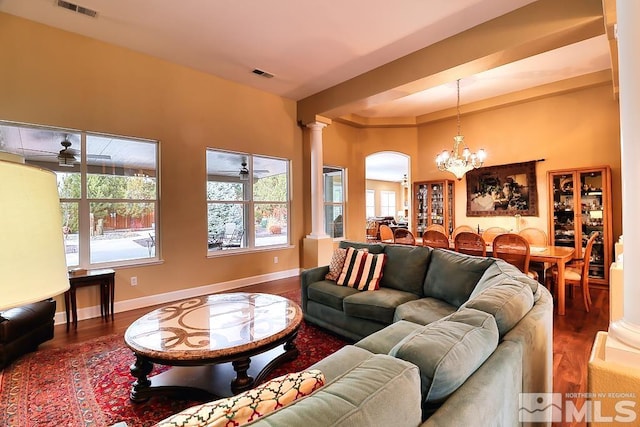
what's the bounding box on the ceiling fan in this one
[57,139,76,167]
[28,136,111,167]
[218,160,269,180]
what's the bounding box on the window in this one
[366,190,375,218]
[323,167,344,239]
[0,121,159,268]
[380,190,396,217]
[206,149,290,252]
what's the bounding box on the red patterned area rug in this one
[0,290,348,427]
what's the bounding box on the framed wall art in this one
[466,160,538,216]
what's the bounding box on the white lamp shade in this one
[0,160,70,311]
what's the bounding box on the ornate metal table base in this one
[124,293,302,403]
[129,335,299,402]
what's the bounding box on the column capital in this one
[306,121,328,131]
[301,115,332,129]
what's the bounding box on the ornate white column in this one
[307,121,329,238]
[302,118,333,268]
[606,0,640,363]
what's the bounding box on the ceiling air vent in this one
[56,0,98,18]
[252,69,274,79]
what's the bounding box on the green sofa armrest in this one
[301,266,330,312]
[246,349,423,427]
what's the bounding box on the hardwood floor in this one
[41,277,302,350]
[41,276,609,426]
[553,287,609,427]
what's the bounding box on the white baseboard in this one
[54,268,301,326]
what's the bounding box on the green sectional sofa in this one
[248,241,553,426]
[157,241,552,427]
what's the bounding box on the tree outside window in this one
[206,150,290,251]
[0,121,159,268]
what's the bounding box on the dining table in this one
[414,237,576,315]
[527,245,575,315]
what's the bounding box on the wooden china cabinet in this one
[547,166,613,286]
[414,180,455,236]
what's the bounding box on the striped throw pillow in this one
[336,247,386,290]
[325,247,369,281]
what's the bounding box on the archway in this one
[365,151,411,233]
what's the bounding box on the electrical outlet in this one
[273,256,279,264]
[130,276,138,286]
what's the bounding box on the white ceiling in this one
[0,0,614,180]
[366,152,409,183]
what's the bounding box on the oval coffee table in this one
[124,292,302,402]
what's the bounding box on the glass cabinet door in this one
[446,181,455,236]
[429,182,444,226]
[551,172,577,248]
[548,166,612,286]
[415,183,428,234]
[414,180,455,237]
[579,170,605,280]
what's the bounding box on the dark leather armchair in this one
[0,299,56,368]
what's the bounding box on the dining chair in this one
[482,226,508,244]
[366,220,379,242]
[426,224,447,237]
[519,227,551,282]
[492,233,538,281]
[393,228,416,245]
[551,231,599,312]
[454,232,487,256]
[422,230,449,249]
[518,227,548,246]
[451,225,475,240]
[379,224,394,243]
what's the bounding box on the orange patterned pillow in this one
[325,248,347,280]
[155,370,325,427]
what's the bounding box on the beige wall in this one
[415,84,621,240]
[1,12,622,312]
[353,127,418,239]
[0,13,303,310]
[321,85,620,245]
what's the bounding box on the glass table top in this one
[124,292,302,361]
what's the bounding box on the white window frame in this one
[379,190,396,217]
[2,121,161,269]
[366,190,376,218]
[323,166,345,239]
[206,149,291,254]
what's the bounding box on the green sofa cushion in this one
[309,345,375,380]
[393,297,457,325]
[470,259,539,299]
[423,249,495,307]
[462,278,534,337]
[253,349,422,427]
[389,308,499,404]
[307,280,359,311]
[379,245,432,295]
[354,320,424,355]
[343,288,418,324]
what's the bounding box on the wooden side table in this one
[65,268,116,330]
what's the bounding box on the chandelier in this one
[435,79,486,180]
